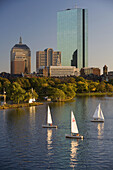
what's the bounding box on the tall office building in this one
[57,7,88,69]
[36,48,61,71]
[10,37,31,74]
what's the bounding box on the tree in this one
[106,83,113,92]
[16,77,31,90]
[0,82,2,93]
[24,88,38,103]
[3,79,11,92]
[77,81,88,93]
[75,77,85,82]
[96,82,106,92]
[10,82,25,104]
[88,82,99,92]
[51,88,65,101]
[66,83,76,98]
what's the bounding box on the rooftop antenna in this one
[19,36,22,44]
[75,1,77,8]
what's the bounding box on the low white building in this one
[49,66,80,77]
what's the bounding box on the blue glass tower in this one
[57,8,88,69]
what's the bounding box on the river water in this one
[0,96,113,169]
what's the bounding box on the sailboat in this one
[42,106,57,128]
[91,103,104,122]
[65,111,83,139]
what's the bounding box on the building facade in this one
[10,37,31,74]
[36,48,61,72]
[103,65,108,76]
[49,66,80,77]
[80,67,100,76]
[57,8,88,69]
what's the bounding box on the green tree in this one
[106,83,113,92]
[77,81,88,92]
[51,88,65,101]
[24,88,38,102]
[88,81,99,92]
[96,82,106,92]
[66,83,76,98]
[0,82,2,93]
[108,79,113,85]
[47,79,55,87]
[75,77,85,82]
[3,79,11,92]
[10,82,25,104]
[16,78,31,90]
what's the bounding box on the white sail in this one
[71,111,79,134]
[47,106,52,124]
[100,108,104,120]
[93,104,100,119]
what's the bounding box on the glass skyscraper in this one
[57,8,88,69]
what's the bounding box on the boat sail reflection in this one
[29,106,36,125]
[70,140,78,168]
[47,129,53,155]
[97,123,104,139]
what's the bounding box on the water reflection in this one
[70,140,78,168]
[47,129,53,155]
[97,123,104,139]
[29,106,36,124]
[3,109,6,121]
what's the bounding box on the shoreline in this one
[0,92,113,110]
[76,92,113,96]
[0,102,43,110]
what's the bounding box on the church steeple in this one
[19,37,22,44]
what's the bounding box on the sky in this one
[0,0,113,73]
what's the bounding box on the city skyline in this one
[0,0,113,73]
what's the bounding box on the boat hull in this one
[65,134,83,139]
[91,119,104,122]
[42,125,57,128]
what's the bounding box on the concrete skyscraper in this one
[10,37,31,74]
[36,48,61,71]
[57,7,88,69]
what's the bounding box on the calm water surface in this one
[0,96,113,169]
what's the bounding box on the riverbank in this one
[76,92,113,96]
[0,102,43,110]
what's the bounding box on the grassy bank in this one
[0,102,43,110]
[76,92,113,97]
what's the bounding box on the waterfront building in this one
[57,7,88,69]
[10,37,31,74]
[80,67,100,76]
[49,66,80,77]
[36,48,61,72]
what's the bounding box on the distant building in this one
[57,7,88,69]
[10,37,31,74]
[103,65,108,76]
[37,66,48,77]
[36,48,61,72]
[80,67,100,76]
[49,66,80,77]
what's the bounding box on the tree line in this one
[0,76,113,103]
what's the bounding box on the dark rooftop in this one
[13,44,30,50]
